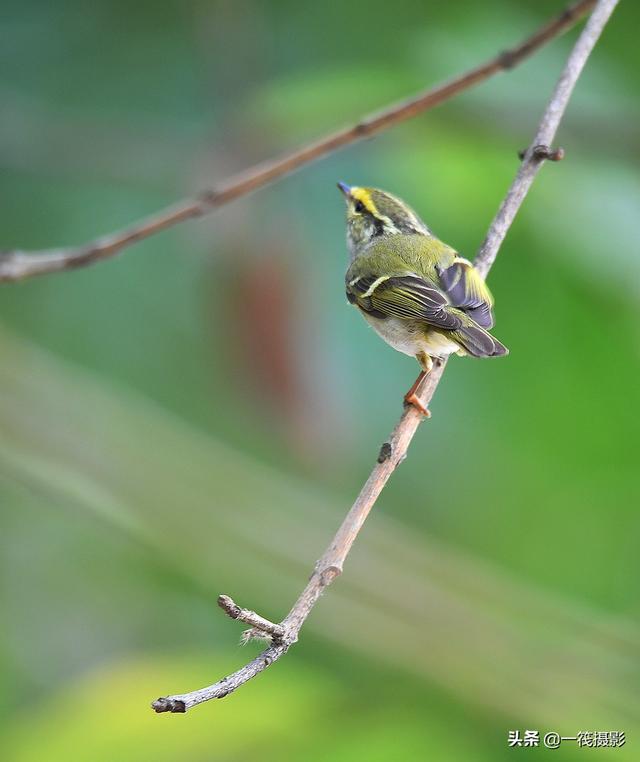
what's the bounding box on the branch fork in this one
[217,594,286,643]
[152,558,343,713]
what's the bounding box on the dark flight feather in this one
[437,260,495,329]
[348,274,462,330]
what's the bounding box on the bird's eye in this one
[354,200,365,213]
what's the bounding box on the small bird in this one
[339,183,508,416]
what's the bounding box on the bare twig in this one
[0,1,596,284]
[151,0,617,714]
[217,594,286,641]
[151,641,290,713]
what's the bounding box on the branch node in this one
[196,189,222,211]
[217,594,241,619]
[560,6,576,23]
[320,565,341,586]
[498,49,518,69]
[377,442,393,463]
[518,144,565,161]
[151,697,186,714]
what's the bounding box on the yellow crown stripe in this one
[350,187,380,217]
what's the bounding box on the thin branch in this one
[0,0,596,283]
[217,594,286,641]
[473,0,618,278]
[151,641,290,713]
[151,0,617,714]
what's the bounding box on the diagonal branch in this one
[151,0,618,713]
[0,0,596,283]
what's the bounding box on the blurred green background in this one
[1,0,639,759]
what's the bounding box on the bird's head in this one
[338,182,430,258]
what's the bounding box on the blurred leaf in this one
[3,653,337,762]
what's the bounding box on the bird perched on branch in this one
[339,183,508,416]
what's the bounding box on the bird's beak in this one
[337,181,351,197]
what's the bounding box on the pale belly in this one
[362,313,460,359]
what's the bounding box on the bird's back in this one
[359,234,458,284]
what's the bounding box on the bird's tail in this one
[450,314,508,358]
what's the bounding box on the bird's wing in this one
[435,256,495,329]
[346,271,462,330]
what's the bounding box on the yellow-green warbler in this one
[339,183,508,416]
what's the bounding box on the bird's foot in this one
[403,392,431,418]
[403,368,431,417]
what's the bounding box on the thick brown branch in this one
[151,0,617,714]
[1,0,595,283]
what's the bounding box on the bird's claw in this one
[403,393,431,417]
